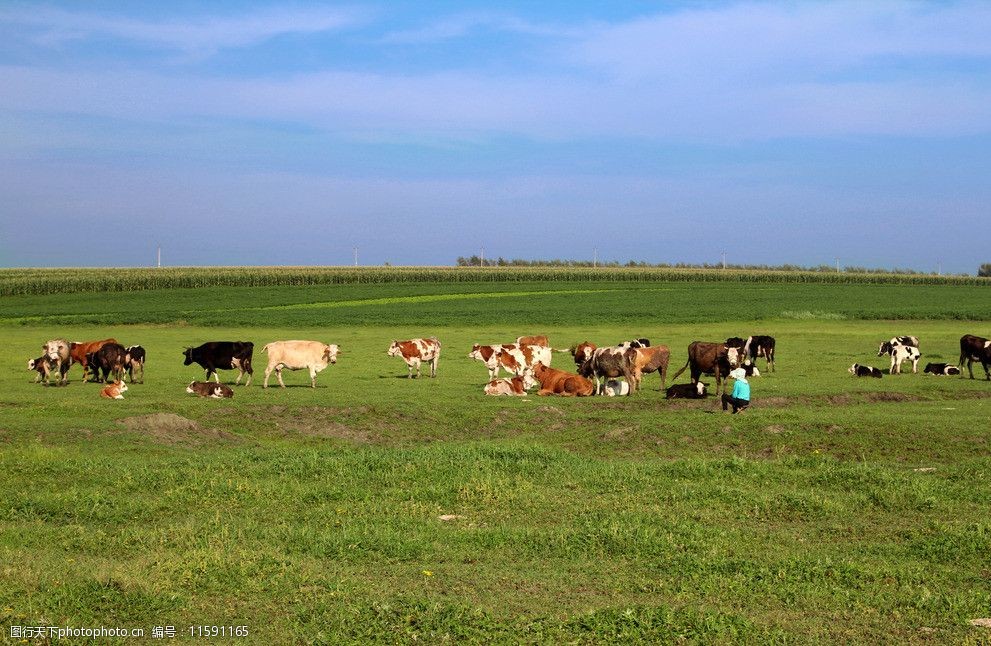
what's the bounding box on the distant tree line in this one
[980,263,991,277]
[456,256,979,276]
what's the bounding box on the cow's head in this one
[324,344,339,364]
[467,344,485,360]
[521,368,537,391]
[43,341,62,362]
[571,342,596,366]
[695,382,707,397]
[726,347,741,367]
[878,341,893,357]
[387,341,401,357]
[182,348,193,365]
[848,363,859,375]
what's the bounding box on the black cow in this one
[744,335,776,372]
[124,345,146,383]
[671,342,744,401]
[87,343,128,383]
[849,363,883,378]
[959,334,991,380]
[577,346,640,395]
[183,341,254,385]
[923,362,960,376]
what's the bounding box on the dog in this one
[99,380,128,399]
[923,362,961,376]
[186,381,235,399]
[849,363,883,378]
[666,382,709,399]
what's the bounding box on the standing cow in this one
[124,345,146,383]
[387,338,441,378]
[743,335,776,372]
[576,345,640,395]
[87,342,128,383]
[183,341,254,385]
[263,340,339,388]
[68,338,118,382]
[469,343,552,379]
[42,339,72,385]
[670,341,743,401]
[959,334,991,380]
[633,345,670,392]
[878,342,921,374]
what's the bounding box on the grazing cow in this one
[849,363,883,378]
[87,343,128,383]
[743,335,776,372]
[99,380,127,399]
[531,362,595,397]
[577,345,640,395]
[262,340,339,388]
[124,345,146,383]
[28,356,53,383]
[878,343,921,374]
[183,341,254,385]
[387,338,441,378]
[959,334,991,380]
[670,342,743,400]
[603,379,630,397]
[516,335,549,347]
[186,381,234,398]
[666,381,708,399]
[483,373,536,396]
[42,339,72,385]
[68,338,118,382]
[633,345,671,392]
[469,343,552,379]
[923,362,961,376]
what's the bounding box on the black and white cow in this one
[958,334,991,380]
[183,341,254,385]
[923,362,961,376]
[878,342,921,374]
[743,335,776,372]
[849,363,883,378]
[124,345,146,383]
[665,381,708,399]
[576,345,640,395]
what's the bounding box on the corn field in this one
[0,266,987,297]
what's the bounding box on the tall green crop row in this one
[0,266,987,296]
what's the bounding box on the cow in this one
[849,363,883,378]
[516,335,549,347]
[28,356,53,383]
[68,338,118,382]
[633,345,670,392]
[124,345,146,383]
[885,335,920,349]
[618,338,650,349]
[576,345,640,395]
[603,379,630,397]
[183,341,254,385]
[725,337,746,349]
[483,373,536,396]
[670,342,743,400]
[743,335,776,372]
[740,361,760,378]
[469,343,552,379]
[99,380,128,399]
[923,362,961,376]
[666,381,708,399]
[186,381,234,398]
[387,338,441,378]
[878,342,921,374]
[531,362,595,397]
[42,339,72,385]
[86,343,128,383]
[262,340,339,388]
[959,334,991,380]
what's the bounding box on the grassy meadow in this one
[1,273,991,643]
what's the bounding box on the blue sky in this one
[1,2,989,272]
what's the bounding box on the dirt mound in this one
[117,413,240,446]
[863,392,919,402]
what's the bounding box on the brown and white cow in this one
[69,338,118,382]
[186,381,235,398]
[483,373,536,396]
[387,338,441,378]
[468,343,552,379]
[516,335,549,347]
[574,343,640,395]
[959,334,991,380]
[670,341,743,401]
[42,339,72,385]
[633,345,670,392]
[262,340,339,388]
[531,362,595,397]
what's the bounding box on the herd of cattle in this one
[28,331,991,402]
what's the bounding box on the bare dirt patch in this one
[117,413,240,446]
[764,425,786,434]
[863,392,920,403]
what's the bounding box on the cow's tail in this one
[262,343,272,353]
[670,359,691,382]
[551,347,571,353]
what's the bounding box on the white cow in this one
[883,344,922,374]
[262,341,339,388]
[42,339,71,385]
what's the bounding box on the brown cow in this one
[959,334,991,380]
[87,343,128,383]
[670,341,743,401]
[633,345,670,392]
[532,362,594,397]
[69,338,118,382]
[516,335,549,347]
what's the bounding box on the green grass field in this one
[2,276,991,643]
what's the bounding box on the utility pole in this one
[835,257,840,272]
[593,247,598,268]
[937,259,942,276]
[480,245,485,267]
[156,244,161,268]
[353,247,358,266]
[721,251,726,269]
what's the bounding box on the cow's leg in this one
[263,364,273,388]
[310,367,318,388]
[960,352,971,379]
[538,389,553,396]
[413,358,421,378]
[912,358,919,374]
[242,361,253,387]
[277,367,286,388]
[406,362,414,379]
[984,360,991,381]
[430,356,438,378]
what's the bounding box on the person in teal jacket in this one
[722,367,751,413]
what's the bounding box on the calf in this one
[183,341,254,385]
[87,343,128,383]
[42,339,72,385]
[124,345,146,383]
[483,373,535,396]
[670,342,743,400]
[28,356,54,383]
[849,363,883,378]
[879,343,921,374]
[532,362,595,397]
[577,345,640,395]
[666,382,708,399]
[923,362,960,376]
[959,334,991,380]
[387,338,441,378]
[603,379,630,397]
[99,380,128,399]
[186,381,234,398]
[743,335,776,372]
[263,340,339,388]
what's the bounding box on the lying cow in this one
[263,340,339,388]
[878,342,921,374]
[532,362,594,397]
[959,334,991,380]
[670,342,743,400]
[743,335,776,372]
[469,343,551,379]
[183,341,254,385]
[666,382,708,399]
[603,379,630,397]
[186,381,234,398]
[28,356,54,383]
[575,344,640,395]
[87,342,128,383]
[99,380,128,400]
[124,345,146,383]
[69,338,118,382]
[849,363,883,378]
[923,362,960,376]
[42,339,72,385]
[387,338,441,378]
[483,373,536,396]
